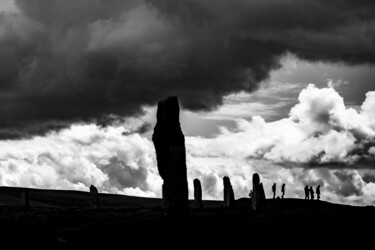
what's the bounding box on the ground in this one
[0,186,373,246]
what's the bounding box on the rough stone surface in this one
[152,96,189,217]
[223,176,235,208]
[194,179,203,209]
[90,185,100,209]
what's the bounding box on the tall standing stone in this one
[152,96,189,217]
[223,176,235,208]
[89,185,100,209]
[252,173,260,211]
[194,179,203,209]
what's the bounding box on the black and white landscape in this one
[0,0,375,245]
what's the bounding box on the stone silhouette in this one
[309,186,315,200]
[152,96,189,217]
[259,183,266,201]
[304,185,309,200]
[194,179,203,209]
[281,183,285,199]
[252,173,266,211]
[20,188,30,207]
[252,173,260,211]
[223,176,235,208]
[272,183,276,199]
[89,185,100,209]
[316,185,321,200]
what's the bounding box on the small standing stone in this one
[259,183,266,201]
[20,188,30,207]
[193,179,203,209]
[252,173,260,211]
[223,176,235,208]
[89,185,100,209]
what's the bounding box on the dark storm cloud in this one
[0,0,375,138]
[121,122,152,136]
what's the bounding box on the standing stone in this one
[251,173,267,211]
[259,183,266,201]
[252,173,260,211]
[194,179,203,209]
[223,176,235,208]
[20,189,30,207]
[152,96,189,217]
[89,185,100,209]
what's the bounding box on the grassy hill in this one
[0,186,222,208]
[0,186,374,246]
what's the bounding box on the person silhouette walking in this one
[272,183,276,199]
[304,185,309,200]
[309,186,314,200]
[281,183,285,199]
[316,185,321,200]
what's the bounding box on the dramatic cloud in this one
[0,122,254,200]
[1,85,375,205]
[185,85,375,204]
[0,0,374,137]
[189,84,375,167]
[0,124,162,197]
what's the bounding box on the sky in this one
[0,0,375,206]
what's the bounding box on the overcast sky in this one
[0,0,375,206]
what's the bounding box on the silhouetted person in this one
[272,183,276,199]
[304,185,309,200]
[309,186,314,200]
[281,183,285,199]
[316,185,321,200]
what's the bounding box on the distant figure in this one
[316,185,321,200]
[304,185,309,200]
[281,183,285,199]
[309,186,314,200]
[272,183,276,199]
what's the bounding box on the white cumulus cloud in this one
[1,84,375,205]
